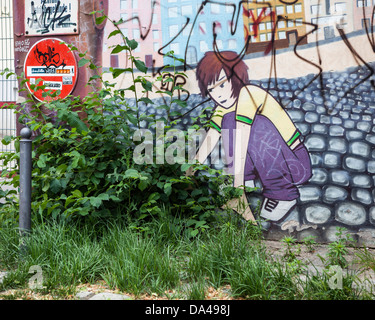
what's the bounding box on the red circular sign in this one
[24,38,78,102]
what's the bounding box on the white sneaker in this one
[260,198,296,222]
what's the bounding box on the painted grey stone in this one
[305,135,326,152]
[339,111,349,119]
[182,117,190,125]
[306,94,314,101]
[311,124,328,134]
[357,121,372,133]
[286,91,293,98]
[323,186,348,203]
[330,170,350,186]
[368,160,375,174]
[362,115,372,121]
[295,123,310,135]
[351,114,360,121]
[327,138,347,154]
[335,202,367,226]
[329,94,339,102]
[343,120,355,129]
[287,110,304,122]
[323,152,341,168]
[305,112,319,123]
[329,125,345,137]
[305,205,332,224]
[346,130,364,141]
[351,188,373,205]
[247,195,263,212]
[293,99,302,108]
[358,88,369,96]
[349,141,371,158]
[317,106,327,114]
[261,82,272,89]
[299,186,321,202]
[344,156,366,172]
[313,96,324,104]
[351,175,372,188]
[148,107,156,114]
[370,207,375,225]
[297,81,306,90]
[310,153,323,166]
[331,117,342,125]
[309,168,328,185]
[139,120,148,129]
[365,134,375,145]
[320,115,331,124]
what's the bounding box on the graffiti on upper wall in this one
[103,1,375,236]
[25,0,78,36]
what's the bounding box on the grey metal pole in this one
[19,126,32,235]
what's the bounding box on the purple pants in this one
[221,112,312,201]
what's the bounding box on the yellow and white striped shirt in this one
[210,85,300,148]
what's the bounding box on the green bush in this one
[0,12,242,237]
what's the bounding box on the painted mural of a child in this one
[192,51,312,226]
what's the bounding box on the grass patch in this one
[0,213,374,300]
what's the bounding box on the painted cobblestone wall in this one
[100,1,375,244]
[129,61,375,245]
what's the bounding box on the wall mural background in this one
[100,0,375,244]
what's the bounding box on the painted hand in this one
[184,165,197,191]
[185,166,196,177]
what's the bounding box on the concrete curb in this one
[75,291,132,300]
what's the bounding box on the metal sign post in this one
[19,126,32,235]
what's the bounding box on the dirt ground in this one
[264,239,375,288]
